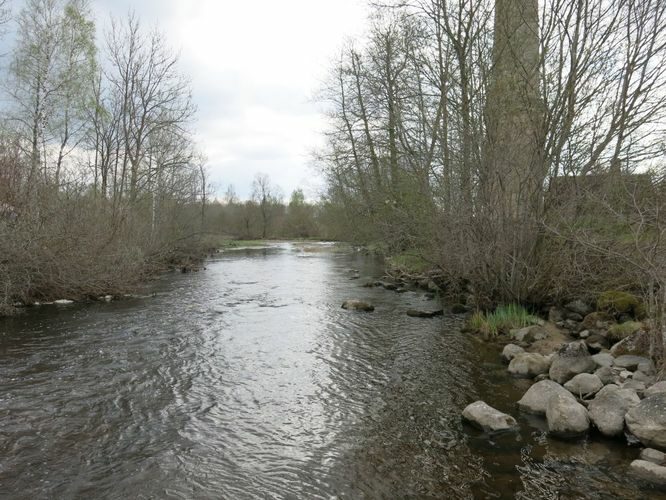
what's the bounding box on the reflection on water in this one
[0,242,662,499]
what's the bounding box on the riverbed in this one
[0,242,662,498]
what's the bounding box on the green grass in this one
[607,321,643,343]
[467,304,541,339]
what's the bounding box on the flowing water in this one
[0,242,663,499]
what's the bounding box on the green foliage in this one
[597,290,646,318]
[607,321,643,343]
[466,304,540,339]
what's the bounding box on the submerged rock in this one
[517,380,572,416]
[625,393,666,450]
[588,385,640,437]
[508,352,551,378]
[462,401,518,433]
[341,300,375,312]
[630,460,666,486]
[549,341,596,384]
[406,309,443,318]
[546,393,590,438]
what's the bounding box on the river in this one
[0,242,662,499]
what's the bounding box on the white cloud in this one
[94,0,369,199]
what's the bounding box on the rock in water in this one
[517,380,572,416]
[508,353,551,378]
[406,309,444,318]
[625,393,666,450]
[629,460,666,486]
[564,373,604,399]
[462,401,518,433]
[549,341,596,384]
[546,393,590,438]
[501,344,525,362]
[588,385,640,437]
[341,300,374,312]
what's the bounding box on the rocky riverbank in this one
[463,298,666,488]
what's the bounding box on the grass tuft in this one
[466,304,540,339]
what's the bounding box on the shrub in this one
[597,290,646,318]
[607,321,643,344]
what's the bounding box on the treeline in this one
[318,1,666,362]
[0,0,207,313]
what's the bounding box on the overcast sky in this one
[87,0,369,200]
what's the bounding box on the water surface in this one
[0,242,662,498]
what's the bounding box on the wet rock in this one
[625,393,666,450]
[502,344,525,362]
[645,381,666,398]
[462,401,518,433]
[614,355,651,371]
[341,300,375,312]
[546,393,590,438]
[564,373,604,399]
[629,460,666,486]
[517,380,573,416]
[592,352,615,368]
[588,385,640,437]
[406,309,443,318]
[640,448,666,465]
[565,299,592,317]
[54,299,74,305]
[375,281,398,291]
[450,303,468,314]
[508,352,551,378]
[549,341,596,384]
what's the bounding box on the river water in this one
[0,242,662,499]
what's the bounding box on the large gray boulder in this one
[549,341,596,384]
[594,366,619,385]
[645,381,666,398]
[501,344,525,362]
[588,385,640,437]
[462,401,518,433]
[640,448,666,465]
[546,393,590,438]
[508,352,551,378]
[614,355,651,371]
[591,352,615,368]
[625,393,666,450]
[517,380,572,416]
[564,373,604,399]
[565,300,592,316]
[629,460,666,486]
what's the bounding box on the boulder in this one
[585,334,610,353]
[614,355,651,371]
[564,373,604,399]
[517,380,573,415]
[341,300,375,312]
[640,448,666,465]
[508,352,552,378]
[610,330,651,357]
[588,385,640,437]
[632,371,654,385]
[621,380,647,397]
[565,299,592,316]
[501,344,525,362]
[546,393,590,438]
[595,366,619,385]
[549,341,596,384]
[581,311,615,332]
[566,312,584,322]
[510,325,549,343]
[592,352,615,368]
[645,381,666,398]
[406,309,443,318]
[462,401,518,433]
[629,460,666,486]
[625,393,666,450]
